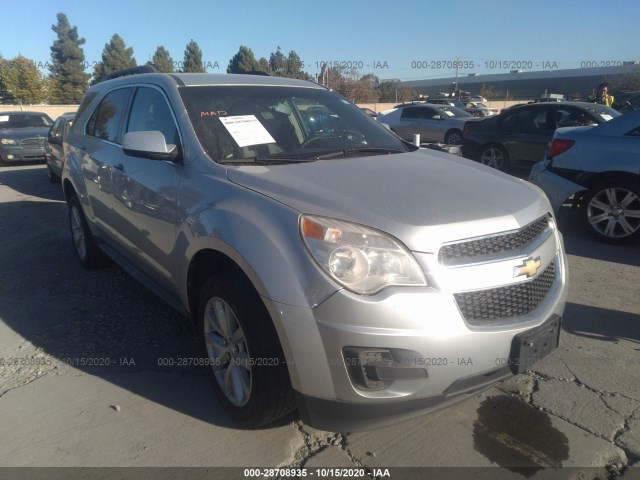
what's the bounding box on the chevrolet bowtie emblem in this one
[514,257,541,279]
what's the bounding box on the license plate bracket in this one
[509,315,561,374]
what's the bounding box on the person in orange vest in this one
[588,82,615,107]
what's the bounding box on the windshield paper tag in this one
[219,115,276,147]
[600,114,613,121]
[0,116,8,122]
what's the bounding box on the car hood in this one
[227,150,551,253]
[0,127,49,140]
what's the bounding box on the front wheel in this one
[198,272,295,427]
[478,145,509,171]
[580,178,640,244]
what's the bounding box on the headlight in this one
[300,215,427,294]
[1,138,17,145]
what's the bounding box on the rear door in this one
[507,106,553,163]
[80,87,134,238]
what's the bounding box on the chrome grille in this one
[454,261,556,322]
[439,216,549,264]
[20,137,45,147]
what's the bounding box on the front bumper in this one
[0,145,46,162]
[529,160,586,211]
[271,241,567,430]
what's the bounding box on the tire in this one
[478,145,509,171]
[198,272,295,427]
[580,177,640,244]
[444,129,463,145]
[47,166,60,183]
[67,194,109,269]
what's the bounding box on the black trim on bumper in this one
[295,365,512,432]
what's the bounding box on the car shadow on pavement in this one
[563,302,640,344]
[0,165,64,202]
[0,194,297,431]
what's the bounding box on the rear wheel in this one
[478,145,509,171]
[198,272,295,427]
[67,195,109,269]
[580,177,640,244]
[444,129,463,145]
[47,166,60,183]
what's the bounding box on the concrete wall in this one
[0,105,79,120]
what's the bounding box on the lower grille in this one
[454,261,556,322]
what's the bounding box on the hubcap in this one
[70,206,87,260]
[480,148,504,169]
[587,187,640,238]
[203,297,252,407]
[447,133,461,145]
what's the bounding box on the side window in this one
[126,87,180,146]
[421,108,440,120]
[554,108,578,128]
[514,108,548,131]
[88,88,132,144]
[400,107,420,120]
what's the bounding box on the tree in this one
[257,57,272,75]
[92,34,137,83]
[1,56,48,104]
[182,40,205,73]
[227,46,260,74]
[269,47,287,76]
[48,13,90,104]
[152,46,174,73]
[286,50,311,80]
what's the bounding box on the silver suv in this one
[62,70,568,431]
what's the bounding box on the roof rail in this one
[97,62,159,83]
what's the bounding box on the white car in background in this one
[529,110,640,244]
[378,104,478,145]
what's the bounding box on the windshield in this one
[180,85,412,163]
[434,105,472,118]
[0,114,53,129]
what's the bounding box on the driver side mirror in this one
[47,132,62,145]
[122,131,179,161]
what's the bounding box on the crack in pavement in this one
[272,422,382,480]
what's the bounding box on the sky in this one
[1,0,639,82]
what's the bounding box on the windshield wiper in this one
[219,155,316,165]
[303,147,407,160]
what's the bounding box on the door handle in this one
[113,163,124,171]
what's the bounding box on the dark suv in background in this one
[461,102,620,171]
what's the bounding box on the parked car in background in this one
[45,113,75,182]
[463,102,499,117]
[360,107,378,118]
[529,110,640,244]
[612,91,640,113]
[427,98,467,109]
[378,104,476,144]
[62,69,567,431]
[461,102,621,171]
[0,111,53,166]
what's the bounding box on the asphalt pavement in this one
[0,164,638,479]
